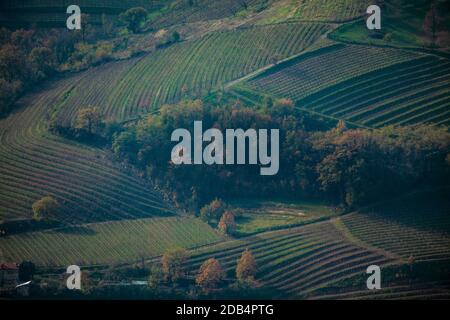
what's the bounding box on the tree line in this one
[0,7,181,117]
[104,97,450,213]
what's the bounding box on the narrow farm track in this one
[0,74,172,222]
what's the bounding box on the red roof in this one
[1,263,18,270]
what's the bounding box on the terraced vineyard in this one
[0,75,171,222]
[339,192,450,262]
[295,56,450,127]
[0,217,221,266]
[185,221,396,298]
[240,44,450,127]
[153,0,269,27]
[241,44,421,106]
[56,22,329,124]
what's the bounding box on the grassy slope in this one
[257,0,370,24]
[330,0,450,49]
[0,216,221,266]
[229,199,337,236]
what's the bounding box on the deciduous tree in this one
[31,196,59,221]
[75,107,102,134]
[218,211,236,235]
[196,258,225,292]
[161,248,188,282]
[200,199,226,222]
[236,249,257,283]
[120,7,148,33]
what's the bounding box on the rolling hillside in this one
[0,74,171,223]
[0,0,449,300]
[185,221,396,298]
[236,43,450,127]
[338,191,450,261]
[55,22,329,124]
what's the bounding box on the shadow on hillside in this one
[57,225,97,236]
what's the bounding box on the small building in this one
[0,263,19,289]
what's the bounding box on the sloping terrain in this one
[0,74,171,222]
[0,0,166,27]
[55,22,328,125]
[0,216,220,266]
[185,221,396,298]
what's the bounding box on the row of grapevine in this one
[297,56,450,127]
[338,191,450,261]
[56,22,329,125]
[184,221,396,298]
[309,280,450,300]
[245,43,421,105]
[0,74,171,222]
[339,212,450,262]
[0,217,221,266]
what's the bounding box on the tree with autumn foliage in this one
[236,249,257,284]
[200,198,226,223]
[161,248,188,282]
[74,107,102,134]
[196,258,225,292]
[31,196,59,221]
[218,211,236,235]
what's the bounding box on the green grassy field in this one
[0,216,221,266]
[258,0,370,24]
[230,199,337,236]
[330,0,450,49]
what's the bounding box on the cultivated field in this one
[55,22,329,125]
[185,221,396,298]
[0,0,165,26]
[260,0,370,24]
[0,75,171,222]
[242,44,421,101]
[338,192,450,261]
[238,43,450,127]
[0,216,220,266]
